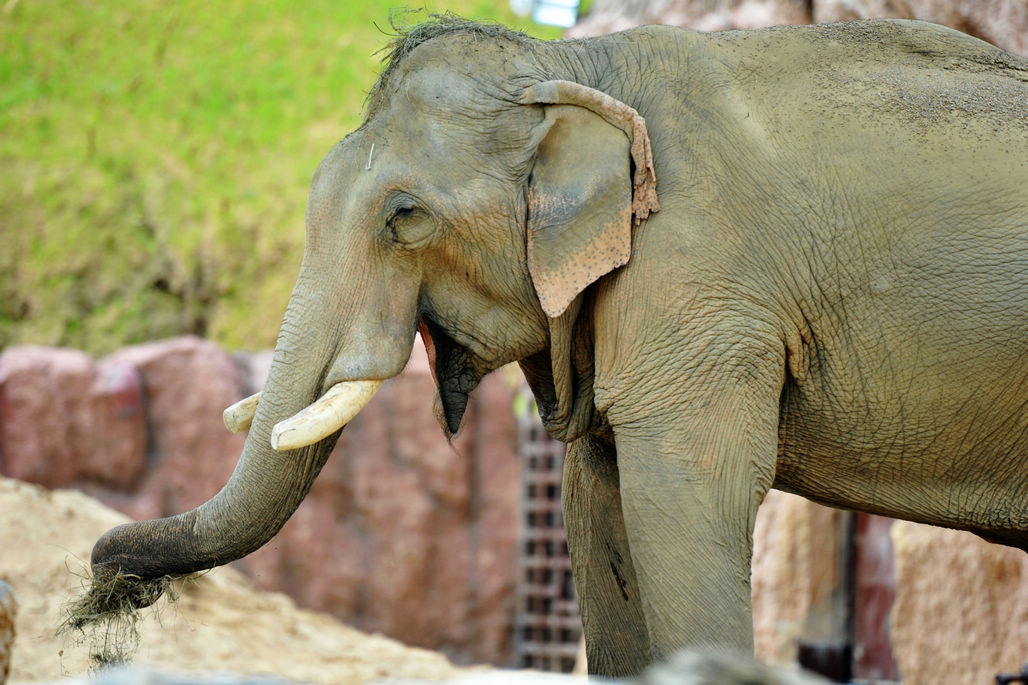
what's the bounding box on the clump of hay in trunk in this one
[60,566,181,668]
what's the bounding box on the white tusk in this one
[271,380,383,451]
[224,392,260,433]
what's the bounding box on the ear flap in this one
[526,105,632,318]
[521,81,659,318]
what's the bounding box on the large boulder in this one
[569,0,812,36]
[0,347,146,491]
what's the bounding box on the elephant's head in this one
[89,17,658,590]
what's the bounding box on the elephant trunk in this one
[90,282,384,584]
[89,133,417,594]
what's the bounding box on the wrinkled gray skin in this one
[92,18,1028,676]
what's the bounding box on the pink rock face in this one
[101,337,247,521]
[0,347,146,490]
[851,514,899,681]
[890,522,1028,684]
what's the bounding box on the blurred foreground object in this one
[381,649,829,684]
[642,650,829,685]
[47,667,293,685]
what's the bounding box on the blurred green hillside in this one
[0,1,562,354]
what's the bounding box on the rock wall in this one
[891,522,1028,685]
[0,336,520,667]
[570,0,1028,56]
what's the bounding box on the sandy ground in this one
[0,477,466,684]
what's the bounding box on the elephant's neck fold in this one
[519,297,603,443]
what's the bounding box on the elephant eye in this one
[386,204,433,247]
[389,206,416,224]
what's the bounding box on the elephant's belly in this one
[773,375,1028,549]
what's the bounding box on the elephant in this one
[90,15,1028,677]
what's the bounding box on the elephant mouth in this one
[417,314,484,436]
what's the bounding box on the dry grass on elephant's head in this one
[59,565,186,668]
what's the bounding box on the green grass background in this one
[0,1,563,354]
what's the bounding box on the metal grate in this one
[513,388,582,672]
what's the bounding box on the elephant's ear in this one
[520,80,660,318]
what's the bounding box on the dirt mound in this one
[0,477,464,683]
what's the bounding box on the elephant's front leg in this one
[611,376,780,658]
[562,433,651,676]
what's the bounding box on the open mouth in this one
[417,315,442,388]
[416,313,482,436]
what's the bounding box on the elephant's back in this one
[708,18,1028,141]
